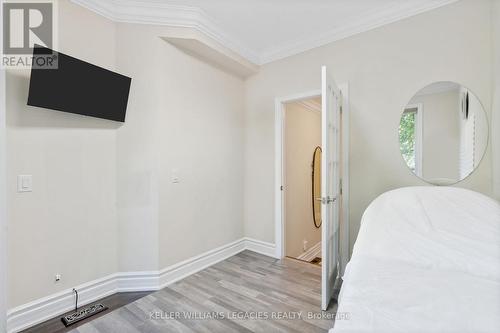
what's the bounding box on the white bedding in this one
[331,187,500,333]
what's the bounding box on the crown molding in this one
[70,0,261,64]
[162,37,259,78]
[258,0,460,63]
[72,0,459,66]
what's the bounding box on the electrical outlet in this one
[171,169,180,183]
[17,175,32,192]
[55,274,62,282]
[303,240,308,251]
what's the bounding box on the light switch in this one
[17,175,32,192]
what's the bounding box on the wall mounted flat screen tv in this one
[28,45,132,122]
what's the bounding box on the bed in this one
[331,186,500,333]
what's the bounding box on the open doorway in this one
[283,97,323,266]
[274,78,349,310]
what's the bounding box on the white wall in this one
[243,0,493,252]
[410,90,461,181]
[0,1,7,330]
[284,102,321,258]
[0,74,6,333]
[158,39,245,268]
[114,23,246,272]
[493,0,500,200]
[115,23,162,272]
[6,1,118,308]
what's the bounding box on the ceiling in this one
[72,0,459,65]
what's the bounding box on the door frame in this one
[274,84,350,273]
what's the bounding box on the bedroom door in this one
[321,66,341,310]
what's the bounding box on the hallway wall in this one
[284,101,322,258]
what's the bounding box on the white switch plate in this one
[17,175,32,192]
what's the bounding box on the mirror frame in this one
[311,146,322,228]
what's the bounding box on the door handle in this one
[317,196,336,204]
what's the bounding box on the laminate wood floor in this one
[70,251,337,333]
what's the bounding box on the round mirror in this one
[312,146,322,228]
[399,82,488,185]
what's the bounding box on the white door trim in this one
[274,90,321,259]
[274,86,350,266]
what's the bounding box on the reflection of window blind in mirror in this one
[460,113,476,179]
[401,82,488,185]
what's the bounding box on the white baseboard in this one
[158,238,248,289]
[244,237,278,258]
[6,237,275,333]
[6,274,119,333]
[297,241,321,262]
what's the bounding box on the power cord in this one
[73,288,78,311]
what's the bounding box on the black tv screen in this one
[28,46,131,122]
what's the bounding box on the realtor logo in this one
[2,0,57,69]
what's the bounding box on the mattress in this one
[331,187,500,333]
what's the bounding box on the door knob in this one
[317,197,336,204]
